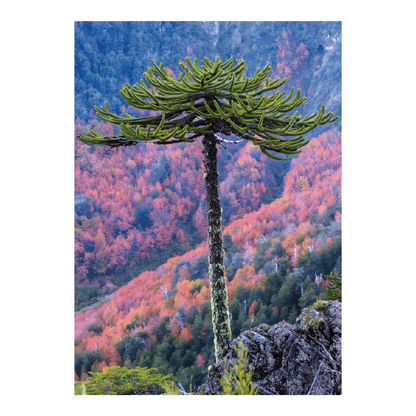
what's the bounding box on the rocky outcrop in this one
[198,300,341,395]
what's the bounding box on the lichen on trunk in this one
[202,133,232,362]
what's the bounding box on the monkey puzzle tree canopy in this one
[78,56,337,159]
[77,56,338,362]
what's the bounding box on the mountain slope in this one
[74,21,341,294]
[75,128,341,385]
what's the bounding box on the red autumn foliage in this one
[75,116,301,285]
[194,353,206,371]
[75,126,341,377]
[248,300,257,318]
[272,34,310,90]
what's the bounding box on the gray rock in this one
[198,300,341,395]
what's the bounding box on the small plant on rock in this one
[219,342,258,395]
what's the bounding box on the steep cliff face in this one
[305,23,342,123]
[198,300,342,395]
[75,21,342,139]
[162,21,343,136]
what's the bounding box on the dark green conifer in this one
[324,271,342,302]
[78,57,338,362]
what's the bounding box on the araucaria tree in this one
[78,57,338,362]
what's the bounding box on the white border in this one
[2,1,414,414]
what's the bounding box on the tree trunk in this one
[202,133,232,362]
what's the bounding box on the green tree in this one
[78,57,337,362]
[324,270,342,302]
[74,350,102,380]
[262,271,284,304]
[298,282,321,310]
[254,239,272,272]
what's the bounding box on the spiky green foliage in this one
[162,380,183,395]
[324,271,342,302]
[78,56,337,160]
[74,366,170,395]
[162,342,258,395]
[219,342,258,395]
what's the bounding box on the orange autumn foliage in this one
[75,128,341,378]
[248,300,257,318]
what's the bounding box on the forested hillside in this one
[75,21,341,123]
[75,118,294,294]
[75,129,341,389]
[75,21,341,302]
[74,21,341,390]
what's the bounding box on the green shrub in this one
[74,366,170,395]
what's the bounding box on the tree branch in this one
[154,139,188,145]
